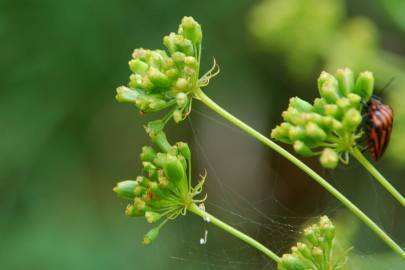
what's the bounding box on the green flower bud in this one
[134,186,146,196]
[148,98,167,111]
[140,76,154,91]
[289,97,313,112]
[319,116,334,129]
[153,153,167,168]
[163,33,178,54]
[288,126,305,141]
[113,180,137,200]
[145,211,162,224]
[136,176,150,188]
[304,226,319,246]
[162,57,175,70]
[177,142,191,160]
[177,38,194,56]
[129,59,149,75]
[171,51,186,63]
[354,71,374,101]
[148,67,171,88]
[147,50,166,67]
[163,154,185,183]
[175,78,189,92]
[313,98,326,114]
[179,16,202,44]
[184,56,198,68]
[140,146,157,162]
[158,174,169,188]
[143,226,160,245]
[134,197,146,211]
[150,131,172,153]
[128,74,142,89]
[143,161,157,178]
[323,104,340,118]
[271,123,293,144]
[296,242,312,260]
[342,108,362,132]
[312,247,324,265]
[125,204,143,217]
[318,72,340,103]
[183,66,196,77]
[132,48,147,59]
[319,216,335,244]
[335,68,354,96]
[282,107,300,123]
[336,97,351,112]
[148,181,159,191]
[173,109,183,123]
[298,112,323,126]
[319,148,339,169]
[116,86,141,104]
[305,123,327,142]
[347,93,361,109]
[176,92,188,107]
[331,119,343,132]
[293,141,314,157]
[165,68,178,79]
[278,254,307,270]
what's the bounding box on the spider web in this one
[148,106,401,270]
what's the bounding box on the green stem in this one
[188,203,281,263]
[351,148,405,207]
[194,88,405,259]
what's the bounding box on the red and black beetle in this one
[362,95,394,160]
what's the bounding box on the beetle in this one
[362,95,394,160]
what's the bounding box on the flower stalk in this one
[271,68,404,207]
[188,203,281,263]
[351,148,405,207]
[114,129,282,262]
[114,16,405,259]
[193,87,405,259]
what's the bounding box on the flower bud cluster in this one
[113,127,205,244]
[278,216,337,270]
[116,16,203,122]
[271,68,374,169]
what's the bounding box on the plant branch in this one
[194,87,405,259]
[351,148,405,207]
[188,203,281,263]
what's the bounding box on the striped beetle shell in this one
[363,95,394,160]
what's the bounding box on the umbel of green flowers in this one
[116,16,217,124]
[278,216,337,270]
[113,123,206,244]
[271,68,374,169]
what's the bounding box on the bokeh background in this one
[1,0,404,269]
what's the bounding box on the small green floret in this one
[115,16,217,125]
[272,68,374,169]
[113,132,206,244]
[278,216,340,270]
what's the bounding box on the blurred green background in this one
[1,0,404,269]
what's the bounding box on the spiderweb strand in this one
[193,88,405,259]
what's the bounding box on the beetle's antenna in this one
[379,77,395,96]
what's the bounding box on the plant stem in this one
[194,88,405,259]
[351,148,405,207]
[188,203,281,263]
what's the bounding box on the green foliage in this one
[248,0,344,78]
